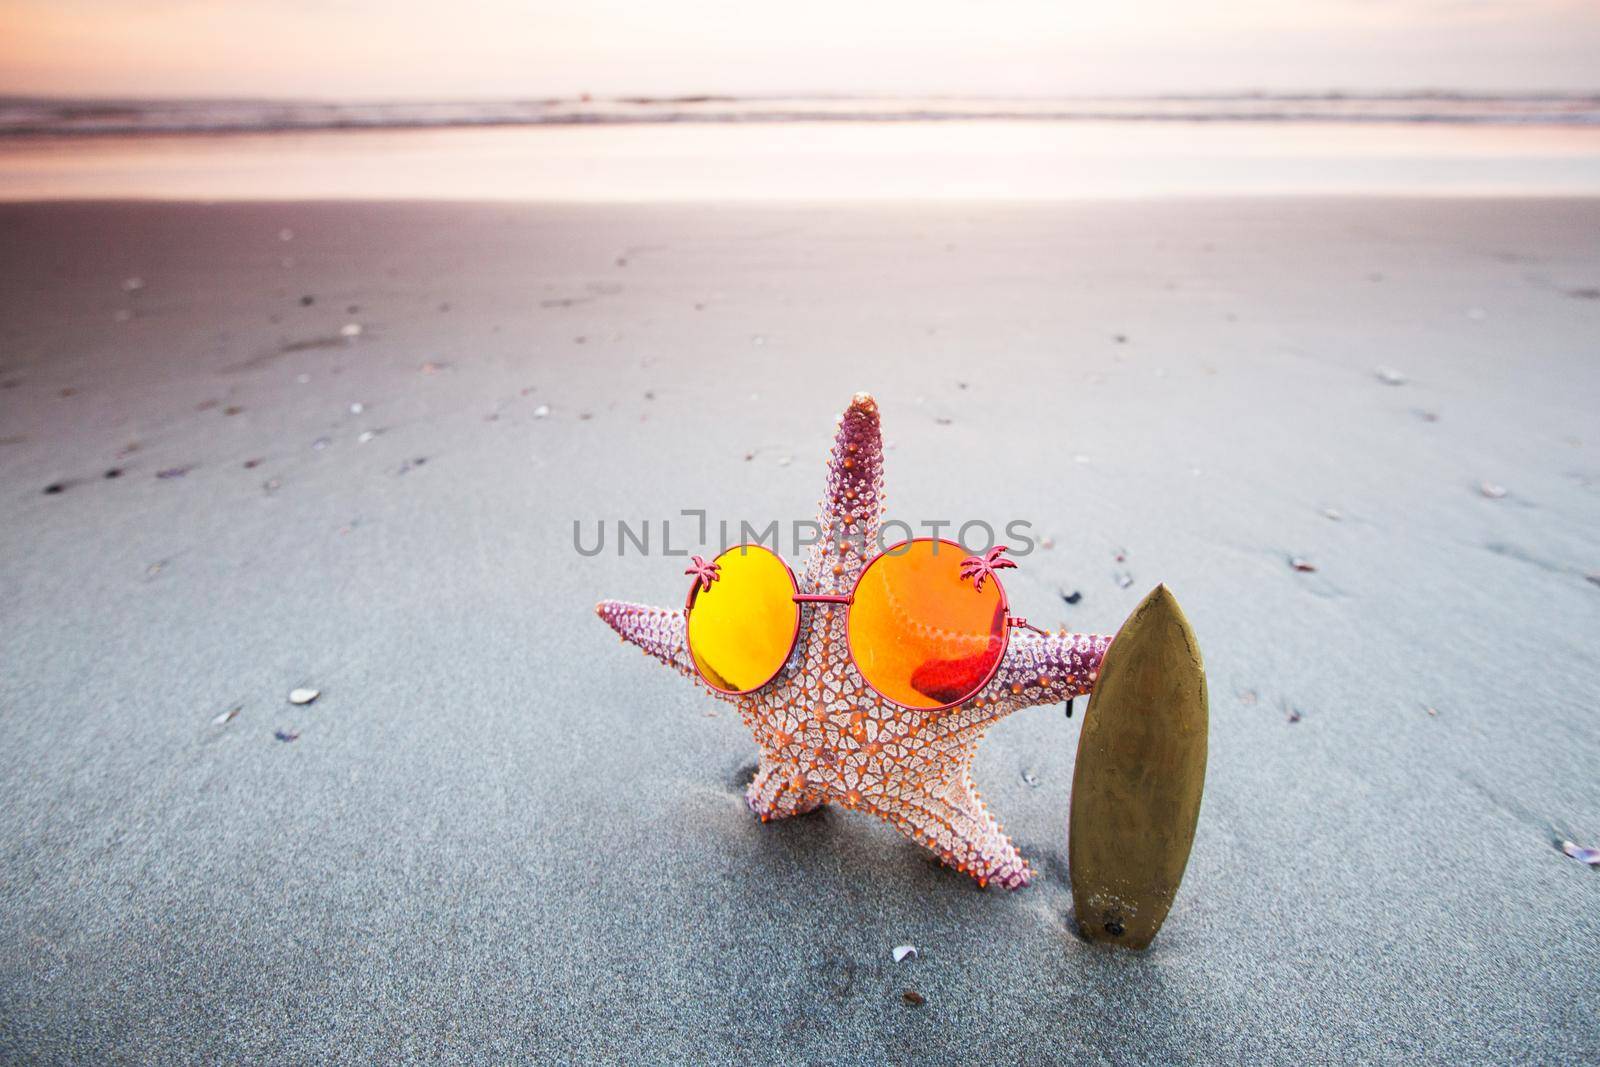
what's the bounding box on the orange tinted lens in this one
[687,545,799,693]
[848,539,1007,709]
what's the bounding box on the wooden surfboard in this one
[1069,584,1208,949]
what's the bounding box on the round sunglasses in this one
[682,537,1044,711]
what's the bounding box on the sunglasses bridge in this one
[790,592,1047,635]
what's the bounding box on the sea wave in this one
[3,93,1600,136]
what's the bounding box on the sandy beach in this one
[2,197,1599,1062]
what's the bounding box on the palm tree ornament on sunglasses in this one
[598,393,1206,944]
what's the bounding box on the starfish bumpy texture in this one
[596,393,1111,888]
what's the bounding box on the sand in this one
[1,198,1597,1063]
[8,123,1600,201]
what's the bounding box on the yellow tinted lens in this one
[848,539,1007,709]
[687,545,799,693]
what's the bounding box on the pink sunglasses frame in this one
[682,537,1043,712]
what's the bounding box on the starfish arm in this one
[893,771,1031,889]
[954,629,1113,731]
[802,392,886,595]
[595,599,699,680]
[746,759,827,820]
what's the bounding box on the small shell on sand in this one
[288,688,320,706]
[1561,840,1600,866]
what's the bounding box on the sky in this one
[2,0,1598,99]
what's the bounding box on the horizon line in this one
[5,88,1600,106]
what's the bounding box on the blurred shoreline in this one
[5,118,1600,201]
[5,92,1600,137]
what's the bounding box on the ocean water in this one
[3,94,1600,200]
[5,94,1600,135]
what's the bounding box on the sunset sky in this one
[2,0,1598,99]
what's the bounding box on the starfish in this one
[596,393,1112,888]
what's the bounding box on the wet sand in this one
[6,119,1600,201]
[1,198,1598,1062]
